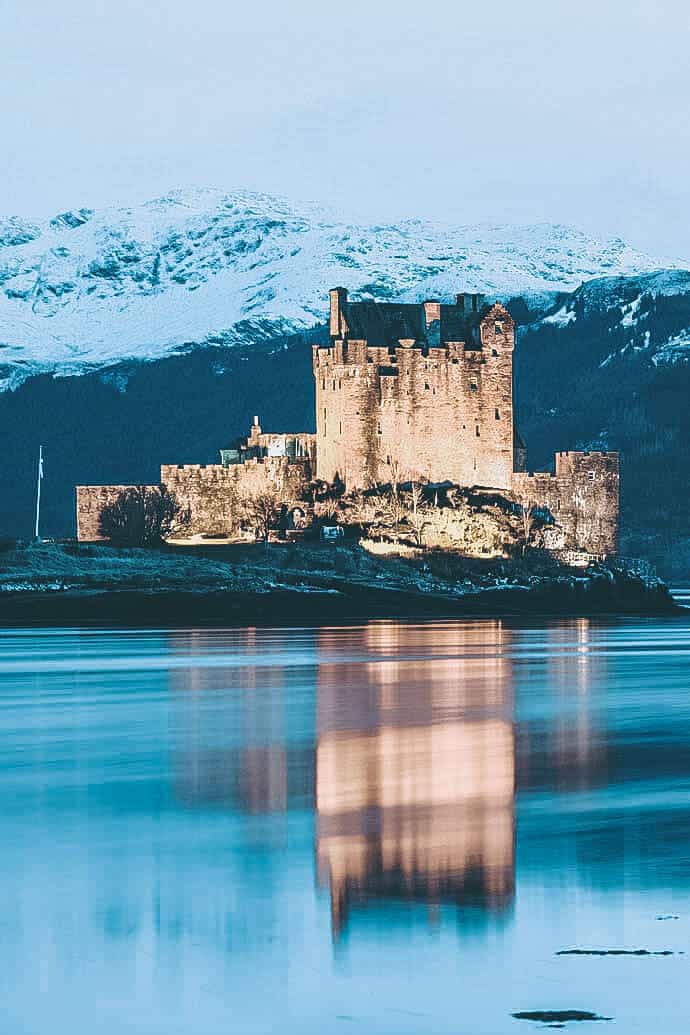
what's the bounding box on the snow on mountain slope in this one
[531,269,690,369]
[0,187,685,389]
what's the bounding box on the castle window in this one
[322,378,325,390]
[377,422,382,435]
[470,378,478,391]
[589,471,596,481]
[339,420,342,435]
[424,382,430,390]
[492,349,499,357]
[475,424,480,437]
[495,408,501,420]
[495,321,503,334]
[332,380,336,391]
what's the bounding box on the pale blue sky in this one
[3,0,689,256]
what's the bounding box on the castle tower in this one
[313,288,515,489]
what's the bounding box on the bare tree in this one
[406,481,430,547]
[99,486,187,547]
[244,487,281,543]
[515,489,539,556]
[381,458,409,532]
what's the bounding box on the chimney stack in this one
[423,300,441,346]
[329,287,348,339]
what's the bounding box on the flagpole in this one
[35,445,43,541]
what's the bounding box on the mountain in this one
[516,270,690,575]
[0,187,681,390]
[1,189,689,576]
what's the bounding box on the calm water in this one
[1,619,689,1034]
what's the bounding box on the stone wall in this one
[313,304,514,491]
[160,457,312,536]
[76,459,313,541]
[512,451,619,555]
[75,484,160,542]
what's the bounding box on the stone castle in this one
[77,288,620,555]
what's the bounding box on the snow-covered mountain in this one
[1,187,685,389]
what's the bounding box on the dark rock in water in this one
[557,948,674,956]
[512,1010,611,1023]
[656,915,680,921]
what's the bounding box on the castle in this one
[76,288,620,556]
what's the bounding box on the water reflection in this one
[165,621,615,941]
[2,620,690,1034]
[314,624,515,938]
[168,628,315,815]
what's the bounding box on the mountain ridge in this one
[1,186,686,389]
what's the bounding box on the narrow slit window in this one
[475,424,480,437]
[470,378,478,391]
[495,408,501,420]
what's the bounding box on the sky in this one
[2,0,690,258]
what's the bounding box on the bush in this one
[98,486,188,547]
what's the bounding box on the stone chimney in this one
[423,300,441,346]
[249,415,262,444]
[329,287,348,338]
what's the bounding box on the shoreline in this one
[0,541,680,628]
[0,582,680,628]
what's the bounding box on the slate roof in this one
[340,300,489,347]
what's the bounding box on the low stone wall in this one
[76,484,160,542]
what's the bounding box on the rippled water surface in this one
[1,618,689,1034]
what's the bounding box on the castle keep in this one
[76,288,620,556]
[314,289,517,489]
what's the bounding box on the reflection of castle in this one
[315,623,516,938]
[167,629,315,816]
[164,621,610,943]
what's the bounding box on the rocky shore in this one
[0,541,679,626]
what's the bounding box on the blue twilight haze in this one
[2,0,689,255]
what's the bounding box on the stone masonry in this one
[314,289,515,490]
[512,451,620,555]
[76,484,160,542]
